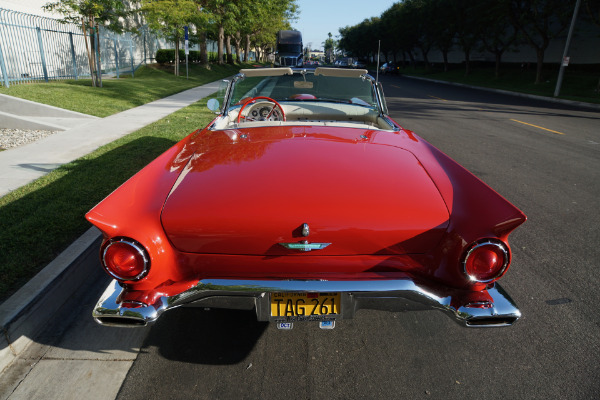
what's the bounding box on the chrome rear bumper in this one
[93,279,521,328]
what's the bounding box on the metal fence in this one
[0,8,150,87]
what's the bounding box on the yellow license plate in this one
[271,292,340,319]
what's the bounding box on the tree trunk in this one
[245,34,251,62]
[464,48,471,76]
[88,19,102,87]
[217,25,224,65]
[535,48,545,84]
[422,48,430,70]
[225,35,234,64]
[225,35,233,64]
[81,18,97,87]
[407,51,415,69]
[234,32,242,64]
[174,33,180,76]
[495,52,502,79]
[442,50,449,72]
[94,22,102,87]
[199,30,209,67]
[245,35,251,62]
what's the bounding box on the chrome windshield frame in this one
[222,68,389,119]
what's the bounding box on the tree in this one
[426,0,455,72]
[323,32,336,63]
[447,0,485,76]
[478,0,520,78]
[43,0,129,87]
[510,0,577,84]
[381,4,407,65]
[583,0,600,90]
[140,0,197,76]
[202,0,238,64]
[585,0,600,24]
[402,0,437,69]
[246,0,298,62]
[189,2,212,67]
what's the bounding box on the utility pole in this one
[554,0,582,97]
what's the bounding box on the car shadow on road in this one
[141,307,268,365]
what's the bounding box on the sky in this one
[291,0,394,51]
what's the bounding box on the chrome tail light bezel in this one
[101,237,150,282]
[462,239,510,283]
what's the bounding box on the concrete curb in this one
[0,227,102,373]
[402,75,600,111]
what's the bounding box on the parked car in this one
[89,67,526,330]
[352,60,366,68]
[380,62,400,74]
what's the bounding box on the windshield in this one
[278,44,302,54]
[229,72,378,109]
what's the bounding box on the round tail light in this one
[102,238,149,281]
[462,240,510,283]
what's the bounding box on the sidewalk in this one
[0,80,220,198]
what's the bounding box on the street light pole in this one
[554,0,582,97]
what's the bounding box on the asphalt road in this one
[114,76,600,399]
[7,76,598,400]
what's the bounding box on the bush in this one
[154,49,186,64]
[155,49,172,64]
[189,50,200,63]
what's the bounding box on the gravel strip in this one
[0,128,57,150]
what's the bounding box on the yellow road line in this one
[428,95,447,101]
[510,119,565,135]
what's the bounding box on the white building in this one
[2,0,60,17]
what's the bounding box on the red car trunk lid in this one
[161,127,449,256]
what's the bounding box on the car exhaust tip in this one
[92,280,163,327]
[94,316,148,327]
[453,284,521,328]
[464,316,519,327]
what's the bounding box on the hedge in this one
[155,49,237,64]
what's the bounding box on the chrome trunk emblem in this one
[301,223,310,237]
[279,241,331,252]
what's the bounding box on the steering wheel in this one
[237,96,286,123]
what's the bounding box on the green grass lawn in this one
[398,64,600,104]
[0,62,253,302]
[0,63,248,117]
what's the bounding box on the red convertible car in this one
[88,67,526,329]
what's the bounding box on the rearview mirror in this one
[294,81,313,89]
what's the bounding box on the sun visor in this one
[314,67,368,77]
[240,68,293,77]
